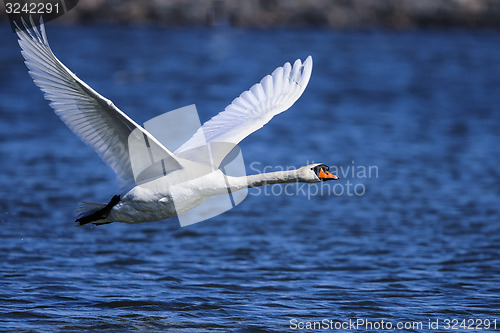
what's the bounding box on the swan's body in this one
[107,166,332,224]
[16,19,339,226]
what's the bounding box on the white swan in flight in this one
[16,19,339,226]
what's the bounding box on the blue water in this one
[1,23,500,332]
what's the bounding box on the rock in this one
[1,0,499,28]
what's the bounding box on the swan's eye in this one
[315,165,339,181]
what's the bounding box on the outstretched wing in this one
[174,56,312,158]
[16,18,181,187]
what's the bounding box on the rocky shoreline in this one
[2,0,500,28]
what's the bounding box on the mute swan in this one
[16,19,339,226]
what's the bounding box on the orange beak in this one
[319,169,339,180]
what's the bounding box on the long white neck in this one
[226,169,302,192]
[168,169,310,201]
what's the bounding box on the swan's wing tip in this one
[291,55,313,90]
[301,56,313,73]
[304,55,313,68]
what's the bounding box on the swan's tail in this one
[75,195,120,226]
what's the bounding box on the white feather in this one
[15,18,181,189]
[175,56,313,160]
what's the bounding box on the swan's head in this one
[298,163,339,182]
